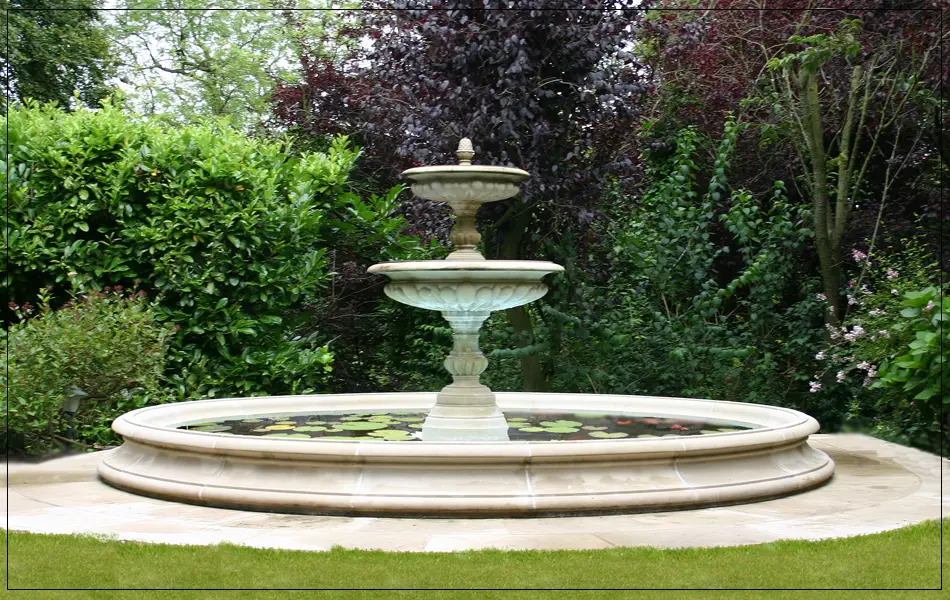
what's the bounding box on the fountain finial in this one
[456,138,475,165]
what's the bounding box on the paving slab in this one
[2,433,946,552]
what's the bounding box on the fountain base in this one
[99,392,834,517]
[420,403,509,441]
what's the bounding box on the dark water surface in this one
[177,411,756,441]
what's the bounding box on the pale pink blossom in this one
[857,361,871,371]
[843,326,866,342]
[815,351,826,360]
[869,308,885,317]
[886,268,899,280]
[852,249,868,263]
[816,293,827,301]
[877,329,890,338]
[848,295,858,305]
[809,381,822,393]
[891,289,899,296]
[923,300,936,313]
[836,371,847,382]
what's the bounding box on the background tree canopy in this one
[2,0,116,111]
[2,1,946,457]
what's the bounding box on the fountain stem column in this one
[419,310,509,441]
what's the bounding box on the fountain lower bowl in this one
[369,260,564,312]
[98,392,834,517]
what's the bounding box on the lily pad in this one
[251,427,272,433]
[338,421,389,431]
[367,429,415,440]
[275,421,298,425]
[543,426,580,434]
[589,431,629,439]
[265,425,295,431]
[340,415,367,421]
[716,428,741,433]
[294,426,327,432]
[408,423,424,429]
[305,420,327,425]
[263,433,311,438]
[241,419,263,423]
[194,425,231,433]
[637,434,658,438]
[700,430,721,435]
[394,417,424,422]
[581,425,608,431]
[518,427,547,433]
[368,415,398,422]
[540,420,583,428]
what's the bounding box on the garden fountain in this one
[99,139,834,516]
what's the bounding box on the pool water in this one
[177,411,756,441]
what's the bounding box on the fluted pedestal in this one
[420,311,508,441]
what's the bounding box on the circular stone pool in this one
[98,392,834,517]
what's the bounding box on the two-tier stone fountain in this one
[99,138,834,517]
[369,139,562,442]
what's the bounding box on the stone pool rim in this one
[99,392,834,516]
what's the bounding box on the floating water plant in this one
[540,420,582,428]
[581,425,608,431]
[518,427,546,433]
[265,425,295,431]
[589,431,628,439]
[293,426,327,432]
[367,429,415,441]
[543,426,580,434]
[338,421,389,431]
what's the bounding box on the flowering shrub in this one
[1,287,175,453]
[811,239,946,452]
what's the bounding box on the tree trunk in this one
[800,67,841,327]
[494,203,548,392]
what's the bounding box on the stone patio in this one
[3,433,946,552]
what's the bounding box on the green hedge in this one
[2,99,414,399]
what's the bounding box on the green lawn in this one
[2,519,946,599]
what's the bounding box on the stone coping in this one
[401,165,530,178]
[368,261,564,275]
[108,392,819,462]
[3,435,945,552]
